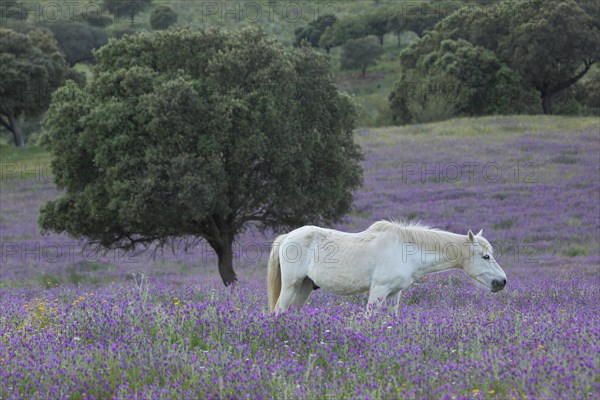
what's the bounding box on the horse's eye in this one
[483,255,490,260]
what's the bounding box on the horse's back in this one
[279,225,380,295]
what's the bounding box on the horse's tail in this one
[267,234,286,313]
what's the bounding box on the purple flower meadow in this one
[1,116,599,399]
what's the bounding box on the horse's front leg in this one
[386,290,403,315]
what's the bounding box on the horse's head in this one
[462,229,507,293]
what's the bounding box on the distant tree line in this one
[293,0,599,122]
[294,2,455,51]
[2,0,598,146]
[0,1,179,146]
[389,0,599,123]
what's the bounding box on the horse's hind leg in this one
[276,278,313,313]
[276,257,310,313]
[275,286,296,313]
[292,278,314,308]
[367,286,391,306]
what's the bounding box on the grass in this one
[358,115,599,145]
[0,141,51,182]
[0,141,50,163]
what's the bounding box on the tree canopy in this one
[433,0,599,114]
[150,5,178,30]
[389,0,599,122]
[340,37,384,78]
[0,28,68,146]
[364,8,391,45]
[293,14,337,48]
[389,34,538,124]
[40,28,363,286]
[319,15,369,52]
[103,0,152,25]
[387,1,454,43]
[39,21,108,66]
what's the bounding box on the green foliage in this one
[80,13,114,28]
[340,37,383,78]
[575,0,600,29]
[103,0,152,25]
[40,28,362,286]
[0,28,68,146]
[434,0,600,115]
[390,37,529,124]
[487,66,540,115]
[391,0,599,122]
[581,68,600,110]
[407,90,457,125]
[553,68,600,116]
[364,8,391,45]
[150,5,178,30]
[38,21,108,66]
[497,0,599,114]
[109,26,138,39]
[293,14,336,48]
[319,15,370,52]
[390,72,458,125]
[388,2,454,39]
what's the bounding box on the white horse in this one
[267,220,507,313]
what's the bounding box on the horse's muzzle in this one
[491,279,507,292]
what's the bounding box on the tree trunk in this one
[541,92,553,115]
[539,61,592,115]
[8,114,25,147]
[217,237,237,286]
[208,233,237,286]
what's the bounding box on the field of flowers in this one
[1,116,599,399]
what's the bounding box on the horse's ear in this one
[476,229,483,236]
[467,229,475,242]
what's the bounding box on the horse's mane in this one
[367,220,493,254]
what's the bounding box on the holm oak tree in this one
[39,28,363,286]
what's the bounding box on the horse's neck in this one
[398,230,465,278]
[414,256,462,278]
